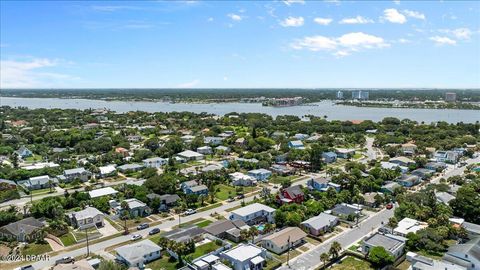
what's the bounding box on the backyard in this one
[330,256,374,270]
[215,184,256,200]
[21,242,52,256]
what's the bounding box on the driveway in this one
[98,219,119,236]
[45,238,64,252]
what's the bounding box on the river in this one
[1,97,478,123]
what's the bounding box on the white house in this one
[393,218,428,237]
[197,146,213,155]
[204,136,224,146]
[68,207,104,229]
[143,157,167,168]
[229,203,275,225]
[229,172,257,186]
[177,150,204,161]
[301,212,339,236]
[98,165,117,178]
[88,187,118,199]
[362,233,406,260]
[220,243,267,270]
[115,239,161,269]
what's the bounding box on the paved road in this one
[278,208,394,270]
[364,136,377,161]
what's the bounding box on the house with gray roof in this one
[0,217,45,242]
[163,225,205,244]
[203,220,249,242]
[117,163,144,172]
[147,193,180,211]
[23,175,58,190]
[143,157,167,168]
[331,203,362,219]
[407,252,466,270]
[436,192,456,204]
[177,150,204,161]
[116,198,151,217]
[68,206,104,229]
[301,212,339,236]
[443,237,480,270]
[63,167,92,182]
[115,239,161,269]
[362,232,406,259]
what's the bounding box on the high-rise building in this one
[352,90,369,100]
[445,92,457,102]
[337,91,344,99]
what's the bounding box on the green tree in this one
[329,241,342,259]
[320,253,330,268]
[368,246,394,268]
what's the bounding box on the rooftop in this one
[230,203,275,217]
[221,243,264,262]
[88,187,118,198]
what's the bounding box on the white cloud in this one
[227,13,242,21]
[291,32,389,56]
[314,18,333,25]
[440,28,473,40]
[177,79,200,88]
[0,58,76,88]
[398,38,411,43]
[223,76,228,81]
[429,36,457,45]
[339,16,374,24]
[383,8,407,24]
[403,10,426,20]
[280,16,304,27]
[283,0,305,6]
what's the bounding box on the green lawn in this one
[331,256,374,270]
[270,175,296,184]
[198,202,223,212]
[31,188,54,195]
[21,242,52,256]
[146,254,178,270]
[59,232,76,246]
[215,184,256,200]
[189,241,222,259]
[196,220,213,228]
[353,153,363,159]
[72,227,100,241]
[25,154,43,163]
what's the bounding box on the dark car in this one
[136,223,149,230]
[236,194,245,199]
[386,203,393,209]
[149,228,160,235]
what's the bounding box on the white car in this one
[184,209,197,215]
[131,234,142,241]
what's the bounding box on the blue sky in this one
[1,0,479,88]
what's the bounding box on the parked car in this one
[14,266,34,270]
[137,223,149,230]
[236,194,245,199]
[184,209,196,215]
[227,197,235,202]
[149,228,160,235]
[55,257,75,265]
[131,234,142,241]
[386,203,393,210]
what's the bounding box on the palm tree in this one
[120,201,130,234]
[329,241,342,259]
[320,253,330,269]
[240,229,249,242]
[48,179,53,193]
[248,226,259,243]
[388,217,398,233]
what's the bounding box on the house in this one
[52,259,95,270]
[301,212,339,236]
[229,203,275,225]
[397,174,421,187]
[362,233,406,259]
[88,187,118,199]
[335,148,355,159]
[362,192,383,208]
[24,175,57,190]
[235,137,246,146]
[230,172,257,187]
[15,146,32,158]
[261,227,307,254]
[143,157,167,168]
[147,193,180,211]
[63,167,92,182]
[436,192,456,204]
[202,164,224,173]
[270,164,294,176]
[425,162,447,172]
[163,225,205,244]
[435,151,459,164]
[411,168,434,180]
[322,152,337,163]
[247,169,272,181]
[401,143,417,156]
[98,165,117,178]
[308,177,340,192]
[0,217,44,242]
[390,156,415,167]
[193,254,223,270]
[380,161,408,173]
[393,218,428,237]
[115,239,161,269]
[294,133,309,140]
[381,182,402,194]
[288,140,305,150]
[331,203,362,219]
[442,237,480,270]
[177,150,204,161]
[197,146,213,155]
[115,147,130,157]
[117,163,144,173]
[220,243,267,270]
[203,220,249,242]
[0,179,17,191]
[277,185,305,204]
[215,145,231,154]
[117,198,151,217]
[68,207,104,229]
[181,135,195,143]
[407,252,466,270]
[204,136,224,146]
[235,157,259,166]
[181,180,209,195]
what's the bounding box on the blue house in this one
[397,174,421,188]
[288,140,305,150]
[248,169,272,181]
[15,146,33,158]
[322,152,337,163]
[181,180,209,196]
[308,177,341,192]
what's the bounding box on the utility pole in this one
[287,236,291,267]
[85,227,90,257]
